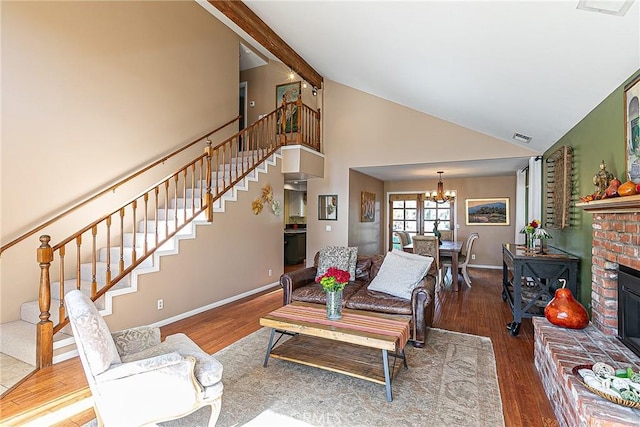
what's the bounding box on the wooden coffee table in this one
[259,302,411,401]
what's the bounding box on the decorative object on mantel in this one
[544,278,588,329]
[573,363,640,408]
[315,267,350,320]
[581,160,619,202]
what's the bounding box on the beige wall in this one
[106,159,284,331]
[240,62,319,126]
[385,175,517,267]
[348,170,384,256]
[0,1,282,323]
[306,80,536,265]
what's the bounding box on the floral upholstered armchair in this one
[65,290,223,426]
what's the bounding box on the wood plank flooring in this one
[0,267,558,426]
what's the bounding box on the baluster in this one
[143,193,149,253]
[221,144,226,189]
[76,235,82,290]
[105,217,111,285]
[205,141,213,222]
[215,147,220,197]
[164,182,169,239]
[296,98,302,144]
[119,208,125,273]
[36,235,54,368]
[173,175,178,233]
[131,200,137,264]
[198,157,204,212]
[154,187,160,251]
[182,169,188,224]
[153,186,160,249]
[91,225,97,298]
[190,163,196,218]
[58,244,65,324]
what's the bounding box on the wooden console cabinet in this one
[502,243,579,336]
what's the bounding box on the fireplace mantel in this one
[577,194,640,213]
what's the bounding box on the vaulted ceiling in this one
[203,0,640,179]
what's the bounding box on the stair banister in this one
[33,101,320,368]
[0,116,241,257]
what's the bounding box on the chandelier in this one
[426,171,456,203]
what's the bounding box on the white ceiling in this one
[203,0,640,180]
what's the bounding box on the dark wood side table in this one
[502,243,579,336]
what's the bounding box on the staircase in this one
[0,152,281,367]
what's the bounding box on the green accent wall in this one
[543,69,640,310]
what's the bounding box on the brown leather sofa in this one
[280,252,437,347]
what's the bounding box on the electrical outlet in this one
[268,269,273,277]
[157,299,164,310]
[471,254,476,260]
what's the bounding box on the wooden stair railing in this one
[35,99,320,368]
[0,116,240,257]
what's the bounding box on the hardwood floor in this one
[0,267,557,426]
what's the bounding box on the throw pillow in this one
[367,250,433,299]
[316,246,358,281]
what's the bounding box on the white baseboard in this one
[149,281,281,328]
[467,264,502,270]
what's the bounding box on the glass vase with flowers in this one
[316,267,351,320]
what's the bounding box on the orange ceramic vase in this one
[544,285,589,329]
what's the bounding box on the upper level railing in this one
[34,98,320,368]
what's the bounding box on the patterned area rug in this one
[160,327,504,427]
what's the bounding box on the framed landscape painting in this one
[465,198,509,225]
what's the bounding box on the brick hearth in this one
[534,196,640,426]
[534,318,640,426]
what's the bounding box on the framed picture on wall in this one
[465,198,510,225]
[361,191,375,222]
[276,82,301,134]
[625,74,640,183]
[318,195,337,220]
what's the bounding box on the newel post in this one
[36,235,54,368]
[204,141,213,223]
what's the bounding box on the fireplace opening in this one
[618,264,640,358]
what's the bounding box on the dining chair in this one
[439,230,453,241]
[442,232,479,287]
[412,235,441,290]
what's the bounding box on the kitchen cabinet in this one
[289,191,306,217]
[284,231,306,265]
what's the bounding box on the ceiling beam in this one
[208,1,323,90]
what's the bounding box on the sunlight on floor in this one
[0,353,34,394]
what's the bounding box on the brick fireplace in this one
[534,196,640,427]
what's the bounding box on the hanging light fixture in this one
[426,171,456,203]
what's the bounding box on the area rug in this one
[160,327,505,427]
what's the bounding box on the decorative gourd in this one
[544,279,589,329]
[618,180,637,197]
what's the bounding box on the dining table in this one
[403,240,464,291]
